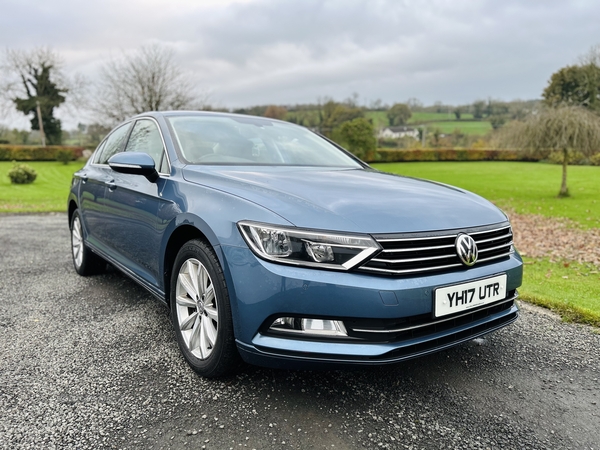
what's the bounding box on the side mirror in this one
[108,152,159,182]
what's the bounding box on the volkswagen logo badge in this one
[455,234,478,266]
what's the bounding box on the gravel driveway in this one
[1,214,598,450]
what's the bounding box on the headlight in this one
[237,221,381,270]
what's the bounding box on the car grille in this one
[358,222,514,276]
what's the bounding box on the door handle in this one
[81,175,88,183]
[106,180,117,191]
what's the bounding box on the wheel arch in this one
[68,199,78,229]
[162,224,214,305]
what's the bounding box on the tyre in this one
[70,210,105,276]
[170,239,240,378]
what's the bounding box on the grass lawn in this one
[521,258,600,327]
[0,161,85,212]
[371,162,600,229]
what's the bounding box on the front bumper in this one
[222,245,522,369]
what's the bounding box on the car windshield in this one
[166,115,362,167]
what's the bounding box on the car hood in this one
[182,166,507,233]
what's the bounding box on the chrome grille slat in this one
[468,225,511,236]
[360,223,513,276]
[359,262,464,275]
[370,253,457,264]
[377,234,457,243]
[476,235,512,245]
[478,241,514,253]
[381,243,455,253]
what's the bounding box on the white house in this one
[378,126,419,140]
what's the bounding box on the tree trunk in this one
[558,148,569,197]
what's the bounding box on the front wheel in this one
[170,239,240,378]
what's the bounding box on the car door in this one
[102,118,171,290]
[78,123,131,253]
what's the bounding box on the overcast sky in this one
[1,0,599,129]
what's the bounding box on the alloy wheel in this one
[175,258,219,359]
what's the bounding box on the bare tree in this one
[578,43,600,66]
[263,105,287,120]
[94,44,203,124]
[500,105,600,197]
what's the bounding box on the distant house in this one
[378,126,419,140]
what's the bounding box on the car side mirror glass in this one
[108,152,159,182]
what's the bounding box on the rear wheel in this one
[70,210,105,276]
[170,239,240,378]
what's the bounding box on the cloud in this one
[1,0,600,126]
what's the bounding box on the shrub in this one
[590,153,600,166]
[8,163,37,184]
[372,148,532,163]
[56,148,75,164]
[0,145,84,161]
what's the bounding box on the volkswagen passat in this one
[68,111,522,377]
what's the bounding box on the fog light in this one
[302,318,347,336]
[269,317,347,337]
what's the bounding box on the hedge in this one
[0,145,84,161]
[371,148,540,163]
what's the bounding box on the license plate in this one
[434,274,507,318]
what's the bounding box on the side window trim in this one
[91,140,107,165]
[91,121,133,166]
[124,117,171,176]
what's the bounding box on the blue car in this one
[68,111,522,377]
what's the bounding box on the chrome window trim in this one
[90,120,133,167]
[127,117,172,176]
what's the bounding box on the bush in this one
[372,148,534,163]
[590,153,600,166]
[56,148,75,164]
[546,149,590,165]
[0,145,84,161]
[8,163,37,184]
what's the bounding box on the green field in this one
[371,162,600,229]
[409,111,475,123]
[0,161,85,212]
[364,111,389,128]
[373,161,600,325]
[366,111,489,136]
[422,120,492,135]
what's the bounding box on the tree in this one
[472,100,486,119]
[94,44,201,124]
[320,100,363,135]
[489,115,507,130]
[263,105,287,120]
[506,105,600,197]
[543,64,600,111]
[386,103,411,126]
[453,107,462,120]
[1,48,68,144]
[339,118,376,160]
